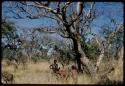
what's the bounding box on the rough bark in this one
[72,36,83,72]
[95,49,104,72]
[71,33,96,77]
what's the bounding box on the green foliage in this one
[112,28,123,58]
[2,19,15,36]
[31,56,41,63]
[2,46,9,59]
[80,35,100,60]
[80,35,88,55]
[2,19,20,62]
[100,23,123,58]
[54,45,72,64]
[111,27,123,45]
[86,42,100,59]
[2,19,18,43]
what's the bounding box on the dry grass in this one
[1,59,123,84]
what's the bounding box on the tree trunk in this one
[72,34,84,73]
[95,50,104,72]
[72,34,96,76]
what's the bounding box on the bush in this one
[31,56,40,63]
[85,43,100,60]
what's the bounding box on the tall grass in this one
[1,59,123,84]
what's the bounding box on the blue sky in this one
[2,2,124,39]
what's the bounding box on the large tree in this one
[2,1,123,77]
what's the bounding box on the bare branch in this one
[107,24,123,44]
[31,2,58,15]
[61,2,72,24]
[81,2,95,26]
[77,2,83,16]
[86,2,95,18]
[56,2,61,14]
[34,1,50,6]
[57,32,70,38]
[32,27,57,34]
[56,20,70,38]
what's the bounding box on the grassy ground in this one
[1,59,123,84]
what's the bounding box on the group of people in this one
[49,59,78,84]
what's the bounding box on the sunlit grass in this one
[1,58,123,84]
